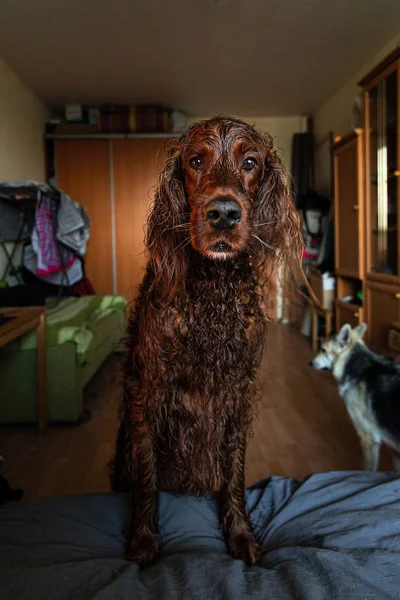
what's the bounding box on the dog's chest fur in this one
[134,259,266,492]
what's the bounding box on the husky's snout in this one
[310,355,331,371]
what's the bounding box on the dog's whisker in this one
[253,220,282,227]
[165,223,191,232]
[243,242,261,262]
[173,236,192,252]
[174,223,191,230]
[251,233,276,252]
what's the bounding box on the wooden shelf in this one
[336,298,363,330]
[336,299,362,313]
[370,121,397,136]
[332,129,363,151]
[45,132,177,140]
[370,173,399,184]
[371,227,397,234]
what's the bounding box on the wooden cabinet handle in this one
[352,205,359,210]
[396,293,400,299]
[394,170,400,177]
[353,312,359,317]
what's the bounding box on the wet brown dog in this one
[110,116,302,566]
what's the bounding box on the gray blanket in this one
[1,471,400,599]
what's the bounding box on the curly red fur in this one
[110,116,303,567]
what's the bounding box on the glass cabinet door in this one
[367,69,398,276]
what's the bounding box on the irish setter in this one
[110,116,302,567]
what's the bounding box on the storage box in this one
[88,108,100,126]
[65,104,83,122]
[309,267,335,311]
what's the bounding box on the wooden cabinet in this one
[358,47,400,348]
[333,130,364,279]
[333,131,365,334]
[54,137,168,300]
[365,280,400,350]
[335,276,363,332]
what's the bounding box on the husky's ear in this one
[337,324,351,348]
[354,323,367,340]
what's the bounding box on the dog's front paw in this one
[226,532,261,566]
[127,535,159,567]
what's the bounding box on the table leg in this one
[312,309,318,351]
[326,312,333,339]
[36,311,47,435]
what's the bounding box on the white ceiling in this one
[1,0,400,117]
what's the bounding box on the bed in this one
[1,471,400,599]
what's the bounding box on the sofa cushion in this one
[3,296,126,361]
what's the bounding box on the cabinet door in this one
[336,301,363,331]
[334,132,364,278]
[365,281,400,350]
[113,139,167,300]
[365,66,399,278]
[55,140,113,294]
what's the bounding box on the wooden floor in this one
[0,324,392,500]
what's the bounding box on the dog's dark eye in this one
[242,157,257,171]
[321,348,326,353]
[189,157,202,171]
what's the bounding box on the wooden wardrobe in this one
[332,47,400,351]
[54,137,168,300]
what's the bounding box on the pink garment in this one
[302,232,321,263]
[33,194,75,277]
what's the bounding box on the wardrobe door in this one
[55,140,113,294]
[333,130,364,278]
[113,138,167,300]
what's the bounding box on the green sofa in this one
[0,296,126,423]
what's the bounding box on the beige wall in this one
[0,58,49,285]
[314,30,400,143]
[188,115,303,166]
[0,57,49,181]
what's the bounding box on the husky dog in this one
[311,323,400,471]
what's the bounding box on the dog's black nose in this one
[205,199,242,229]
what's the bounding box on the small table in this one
[0,307,47,434]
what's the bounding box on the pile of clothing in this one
[24,191,90,286]
[0,182,90,288]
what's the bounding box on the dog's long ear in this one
[337,324,352,348]
[252,140,303,299]
[353,323,367,340]
[254,144,302,262]
[145,138,189,304]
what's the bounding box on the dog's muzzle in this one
[309,359,328,371]
[211,241,232,253]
